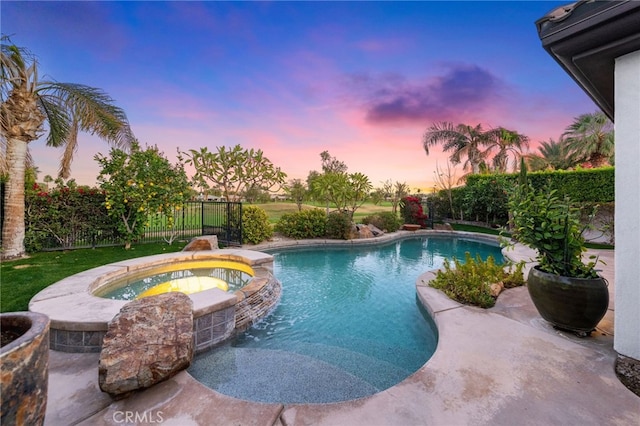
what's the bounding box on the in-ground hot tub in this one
[29,249,281,353]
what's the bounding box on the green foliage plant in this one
[24,179,116,251]
[182,144,287,202]
[285,178,307,211]
[325,210,352,239]
[242,205,273,244]
[466,167,614,204]
[462,175,510,225]
[311,171,372,218]
[95,142,190,249]
[507,159,599,278]
[362,212,401,232]
[429,252,525,308]
[274,209,327,239]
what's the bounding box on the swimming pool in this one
[188,236,504,403]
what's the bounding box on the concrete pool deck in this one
[44,232,639,425]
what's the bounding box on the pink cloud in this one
[352,37,412,54]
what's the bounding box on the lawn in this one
[251,201,394,223]
[0,242,186,313]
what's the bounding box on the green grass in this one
[249,201,393,223]
[1,242,186,313]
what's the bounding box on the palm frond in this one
[37,95,71,148]
[37,81,135,149]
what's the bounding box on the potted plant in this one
[507,161,609,336]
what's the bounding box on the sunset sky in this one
[2,1,596,192]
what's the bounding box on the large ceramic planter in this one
[1,312,50,426]
[527,266,609,335]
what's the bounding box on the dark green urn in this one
[527,266,609,335]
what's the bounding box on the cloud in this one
[347,64,506,125]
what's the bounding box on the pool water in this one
[100,262,254,300]
[188,237,503,403]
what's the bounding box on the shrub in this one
[242,205,273,244]
[462,176,510,226]
[326,210,352,239]
[399,196,428,227]
[429,252,525,308]
[362,212,401,232]
[25,181,118,252]
[275,209,327,239]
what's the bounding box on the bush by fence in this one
[434,167,614,225]
[21,182,241,251]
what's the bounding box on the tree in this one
[392,181,409,214]
[306,151,348,212]
[484,127,529,172]
[242,185,271,203]
[433,161,459,218]
[525,138,576,171]
[311,172,372,218]
[562,111,614,168]
[1,38,134,259]
[320,150,347,174]
[369,188,385,205]
[422,122,489,175]
[345,172,372,216]
[95,142,189,249]
[182,144,286,202]
[376,180,408,213]
[285,179,307,211]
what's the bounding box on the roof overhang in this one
[536,0,640,120]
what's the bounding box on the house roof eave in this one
[536,0,640,121]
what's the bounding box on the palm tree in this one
[484,127,529,172]
[422,122,489,175]
[562,111,614,167]
[525,138,576,171]
[1,38,134,259]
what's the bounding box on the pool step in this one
[188,346,379,403]
[282,339,416,391]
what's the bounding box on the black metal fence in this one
[139,201,243,247]
[26,201,243,251]
[202,201,243,246]
[421,198,435,229]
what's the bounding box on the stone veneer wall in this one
[234,275,282,333]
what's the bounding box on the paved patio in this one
[44,233,639,425]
